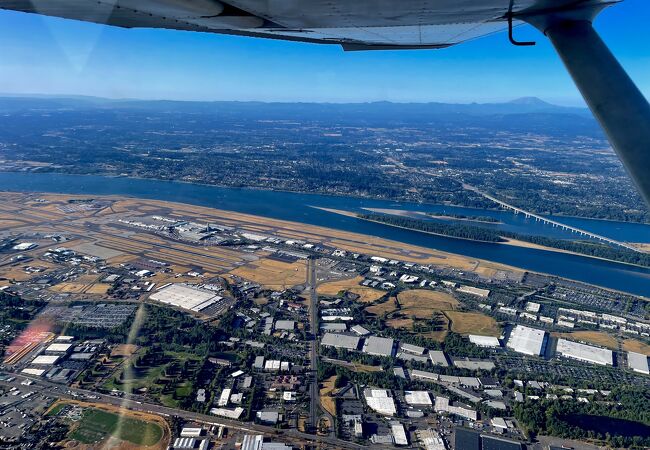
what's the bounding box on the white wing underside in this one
[0,0,614,49]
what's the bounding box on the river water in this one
[0,172,648,296]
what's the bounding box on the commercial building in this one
[362,336,394,357]
[149,283,222,312]
[457,286,490,298]
[428,350,449,367]
[404,391,432,406]
[45,343,72,353]
[320,333,360,351]
[274,320,295,331]
[627,351,650,374]
[390,422,408,446]
[506,325,546,356]
[31,355,59,365]
[469,335,500,348]
[452,358,495,371]
[400,343,425,355]
[240,434,293,450]
[556,339,613,366]
[351,325,370,335]
[364,389,397,416]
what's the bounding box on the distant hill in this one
[0,93,587,116]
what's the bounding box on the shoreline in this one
[314,206,650,271]
[4,169,649,227]
[2,191,647,299]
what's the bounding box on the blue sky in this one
[0,1,648,105]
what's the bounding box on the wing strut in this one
[524,9,650,205]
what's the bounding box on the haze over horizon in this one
[0,0,648,106]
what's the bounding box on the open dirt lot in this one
[317,276,385,303]
[444,311,500,336]
[319,376,338,417]
[230,257,307,289]
[622,338,650,355]
[553,331,619,350]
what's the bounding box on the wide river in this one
[1,172,649,296]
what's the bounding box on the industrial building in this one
[627,351,650,374]
[457,286,490,298]
[404,391,432,406]
[362,336,394,357]
[240,434,293,450]
[320,333,360,351]
[428,350,449,367]
[44,343,72,353]
[469,335,500,348]
[274,320,295,331]
[31,355,59,365]
[149,283,222,312]
[506,325,546,356]
[556,339,613,366]
[390,422,408,446]
[364,389,397,416]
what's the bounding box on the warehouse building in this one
[469,335,500,348]
[31,355,59,365]
[556,339,613,366]
[149,283,222,312]
[506,325,546,356]
[404,391,432,406]
[428,350,449,367]
[363,336,395,357]
[457,286,490,298]
[320,333,360,351]
[364,389,397,416]
[627,351,650,374]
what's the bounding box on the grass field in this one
[554,331,619,350]
[366,289,458,320]
[397,289,459,310]
[230,257,307,289]
[622,339,650,355]
[319,376,338,417]
[69,408,163,446]
[317,276,385,303]
[444,311,500,336]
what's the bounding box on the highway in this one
[1,371,367,450]
[306,256,335,438]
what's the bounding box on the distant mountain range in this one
[0,94,588,116]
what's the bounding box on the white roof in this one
[556,339,613,366]
[404,391,432,405]
[275,320,295,330]
[627,351,650,374]
[428,350,449,367]
[31,355,59,365]
[149,283,219,311]
[469,335,500,347]
[45,343,72,353]
[363,336,394,356]
[209,407,244,419]
[507,325,546,356]
[525,302,541,313]
[21,368,45,376]
[391,422,409,446]
[364,389,397,415]
[351,325,370,335]
[321,333,360,351]
[400,343,425,355]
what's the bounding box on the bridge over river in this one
[462,184,641,253]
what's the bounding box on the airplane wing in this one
[0,1,611,50]
[1,0,649,208]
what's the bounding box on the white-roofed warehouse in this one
[506,325,546,356]
[556,339,613,366]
